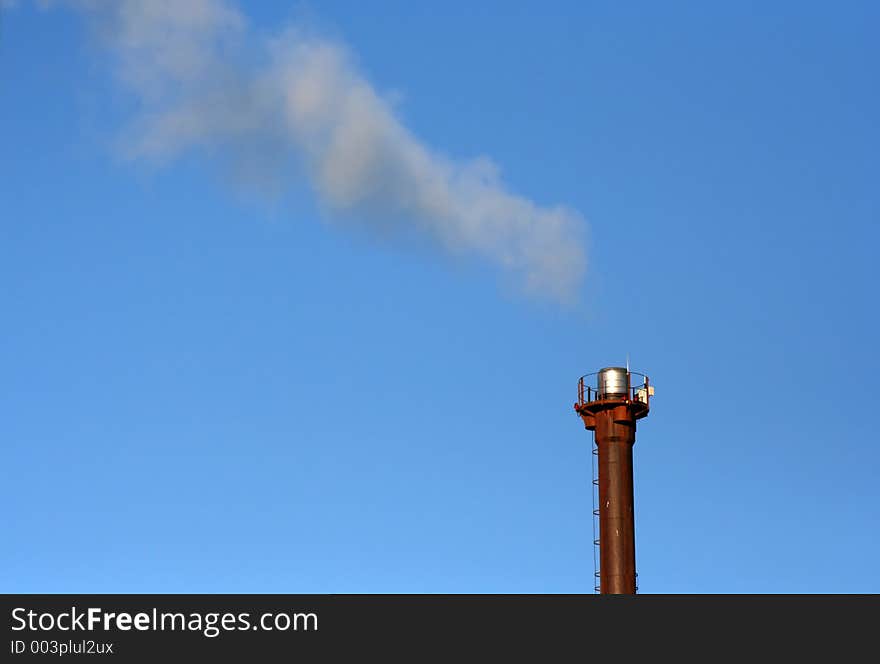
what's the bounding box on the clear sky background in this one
[2,1,878,593]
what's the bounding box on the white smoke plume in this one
[37,0,587,301]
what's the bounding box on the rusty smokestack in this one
[575,367,653,594]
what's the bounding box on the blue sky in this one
[2,1,878,593]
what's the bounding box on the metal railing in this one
[577,371,652,408]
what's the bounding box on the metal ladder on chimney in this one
[591,432,601,593]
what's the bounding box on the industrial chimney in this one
[575,367,653,594]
